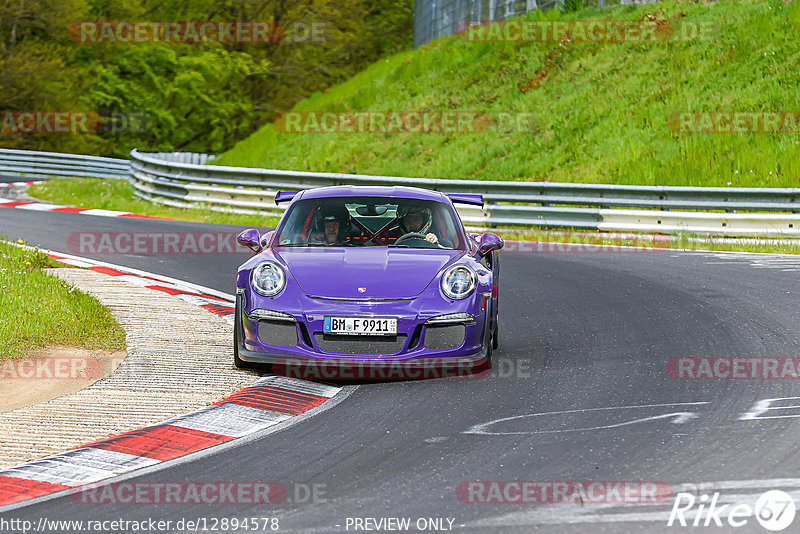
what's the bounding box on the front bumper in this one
[235,294,491,377]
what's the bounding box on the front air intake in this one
[423,325,465,350]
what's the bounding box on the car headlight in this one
[440,265,476,300]
[250,262,286,297]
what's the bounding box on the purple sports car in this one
[234,185,503,379]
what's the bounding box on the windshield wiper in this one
[278,242,327,247]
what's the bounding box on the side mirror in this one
[478,232,504,257]
[237,229,262,254]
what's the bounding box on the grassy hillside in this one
[215,0,800,187]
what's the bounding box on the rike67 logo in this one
[668,490,795,531]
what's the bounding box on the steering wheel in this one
[395,232,429,244]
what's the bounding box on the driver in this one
[312,206,351,245]
[396,204,440,245]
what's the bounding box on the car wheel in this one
[492,317,499,350]
[485,327,493,367]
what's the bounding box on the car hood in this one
[275,248,463,299]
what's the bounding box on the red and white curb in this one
[37,247,235,325]
[0,195,172,220]
[0,181,43,187]
[0,246,347,509]
[0,377,341,507]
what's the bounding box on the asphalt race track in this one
[2,206,800,533]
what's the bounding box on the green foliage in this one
[561,0,584,14]
[216,0,800,187]
[0,0,414,157]
[80,42,271,154]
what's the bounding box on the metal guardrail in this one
[0,148,129,180]
[129,150,800,237]
[2,148,797,236]
[140,152,216,165]
[413,0,659,48]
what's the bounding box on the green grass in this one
[0,241,127,360]
[215,0,800,187]
[668,236,800,255]
[29,179,280,227]
[494,229,800,254]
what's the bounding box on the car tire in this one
[492,279,499,350]
[485,327,493,367]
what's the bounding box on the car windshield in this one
[274,196,465,250]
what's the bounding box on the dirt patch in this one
[0,346,126,413]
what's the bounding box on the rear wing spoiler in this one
[275,191,298,204]
[277,191,482,207]
[446,194,483,207]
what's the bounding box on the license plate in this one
[324,316,397,336]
